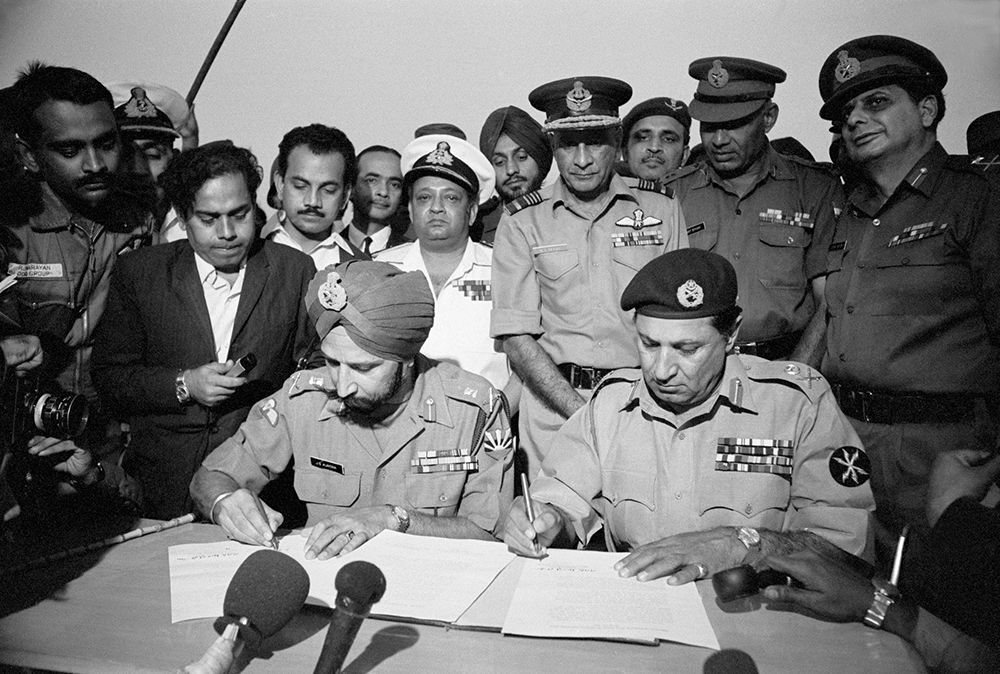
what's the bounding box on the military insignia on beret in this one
[677,279,704,308]
[566,80,593,112]
[829,445,871,487]
[708,60,729,89]
[615,208,662,231]
[427,141,454,166]
[834,50,861,83]
[318,271,348,311]
[664,98,685,111]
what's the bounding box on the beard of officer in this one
[323,325,412,423]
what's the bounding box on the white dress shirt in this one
[194,252,245,362]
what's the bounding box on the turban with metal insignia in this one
[479,106,553,178]
[306,260,435,362]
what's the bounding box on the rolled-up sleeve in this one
[490,214,542,338]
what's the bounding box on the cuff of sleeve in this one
[490,309,542,339]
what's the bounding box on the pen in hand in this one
[520,473,540,555]
[251,492,278,549]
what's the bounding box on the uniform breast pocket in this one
[697,472,790,521]
[531,245,582,314]
[404,471,466,516]
[757,224,811,289]
[294,467,361,507]
[600,469,656,515]
[868,237,953,316]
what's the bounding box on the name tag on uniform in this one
[612,231,663,248]
[828,241,846,251]
[887,221,947,248]
[686,222,705,235]
[759,209,814,230]
[455,279,491,301]
[715,437,794,476]
[310,457,344,474]
[7,263,65,279]
[411,448,478,474]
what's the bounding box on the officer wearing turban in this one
[490,76,688,481]
[474,106,553,243]
[192,260,515,559]
[504,249,874,583]
[814,35,1000,544]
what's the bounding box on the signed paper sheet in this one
[169,530,515,624]
[501,549,720,650]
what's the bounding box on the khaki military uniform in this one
[530,354,874,557]
[823,143,1000,533]
[490,174,688,474]
[201,356,515,535]
[664,146,839,348]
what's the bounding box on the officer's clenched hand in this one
[183,361,247,407]
[214,489,283,548]
[502,496,563,557]
[615,527,746,584]
[761,550,871,623]
[926,449,1000,528]
[303,506,395,560]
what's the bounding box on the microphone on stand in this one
[181,549,310,674]
[313,560,386,674]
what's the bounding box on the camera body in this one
[1,370,88,450]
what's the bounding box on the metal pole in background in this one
[185,0,248,105]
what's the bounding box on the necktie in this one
[362,237,372,258]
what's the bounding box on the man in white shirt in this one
[262,124,362,268]
[91,141,315,519]
[376,135,510,392]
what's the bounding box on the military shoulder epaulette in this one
[659,163,701,185]
[504,190,547,216]
[743,357,827,403]
[781,153,837,175]
[591,368,641,399]
[632,178,674,199]
[945,153,992,179]
[287,369,330,397]
[438,369,497,412]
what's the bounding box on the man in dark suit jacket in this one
[91,141,315,519]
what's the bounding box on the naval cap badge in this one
[318,271,348,311]
[427,141,454,166]
[566,80,593,112]
[834,50,861,83]
[677,279,704,308]
[708,60,729,89]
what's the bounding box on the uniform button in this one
[733,252,741,259]
[872,218,880,227]
[439,494,448,502]
[678,432,686,440]
[744,503,753,515]
[675,492,683,500]
[787,236,795,244]
[839,353,847,362]
[735,208,742,215]
[901,257,910,265]
[378,469,387,480]
[857,263,865,269]
[846,305,854,313]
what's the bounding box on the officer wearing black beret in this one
[662,57,840,363]
[490,76,689,480]
[503,248,874,583]
[814,35,1000,544]
[620,97,692,181]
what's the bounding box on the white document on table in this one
[169,530,516,624]
[501,549,720,650]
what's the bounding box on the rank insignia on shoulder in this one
[829,446,870,487]
[616,208,662,231]
[887,221,947,248]
[504,190,546,216]
[633,179,673,198]
[259,399,278,427]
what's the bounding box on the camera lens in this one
[32,392,89,438]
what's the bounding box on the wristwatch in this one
[175,370,191,404]
[864,577,898,629]
[387,504,410,533]
[736,526,761,554]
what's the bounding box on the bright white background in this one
[2,0,997,176]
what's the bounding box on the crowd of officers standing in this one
[2,30,999,672]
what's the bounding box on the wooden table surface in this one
[0,521,926,673]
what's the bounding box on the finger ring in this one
[694,563,709,579]
[346,530,355,540]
